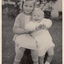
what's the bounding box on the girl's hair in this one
[21,0,35,12]
[21,1,24,12]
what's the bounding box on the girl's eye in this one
[25,5,28,7]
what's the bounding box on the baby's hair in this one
[32,8,44,16]
[30,8,44,21]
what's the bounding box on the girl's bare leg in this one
[14,47,25,64]
[31,50,38,64]
[39,56,45,64]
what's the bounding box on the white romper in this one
[25,18,55,56]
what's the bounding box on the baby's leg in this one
[31,50,38,64]
[39,56,45,64]
[14,47,25,64]
[45,47,54,64]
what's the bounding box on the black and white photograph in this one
[2,0,62,64]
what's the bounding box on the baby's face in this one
[32,12,44,23]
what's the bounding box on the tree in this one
[4,0,8,1]
[10,0,20,2]
[46,0,57,2]
[42,0,57,18]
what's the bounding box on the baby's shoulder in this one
[43,18,51,21]
[42,18,52,23]
[39,18,52,25]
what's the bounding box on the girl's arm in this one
[13,27,29,34]
[13,15,30,34]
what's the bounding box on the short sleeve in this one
[44,19,52,28]
[13,15,20,28]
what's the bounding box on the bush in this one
[7,8,17,18]
[7,4,18,18]
[2,4,9,9]
[44,11,51,19]
[58,11,62,20]
[2,4,18,18]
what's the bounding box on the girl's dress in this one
[25,18,55,56]
[13,13,37,53]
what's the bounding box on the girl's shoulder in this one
[16,12,24,19]
[16,12,31,20]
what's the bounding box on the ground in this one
[2,14,62,64]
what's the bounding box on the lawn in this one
[2,14,62,64]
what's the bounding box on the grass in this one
[2,14,62,64]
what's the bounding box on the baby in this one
[25,8,55,64]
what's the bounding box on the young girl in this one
[13,1,38,64]
[25,8,55,64]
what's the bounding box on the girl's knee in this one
[19,47,25,52]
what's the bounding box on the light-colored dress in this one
[13,13,37,53]
[25,18,55,56]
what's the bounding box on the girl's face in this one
[32,12,44,23]
[23,1,34,14]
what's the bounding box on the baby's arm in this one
[36,19,52,30]
[25,21,36,32]
[43,19,52,29]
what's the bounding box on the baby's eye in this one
[34,15,36,16]
[30,6,32,7]
[38,15,40,17]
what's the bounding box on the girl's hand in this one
[24,29,36,34]
[35,24,42,30]
[35,24,46,30]
[13,27,32,34]
[42,24,46,29]
[24,29,32,34]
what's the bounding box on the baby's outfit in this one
[25,18,55,56]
